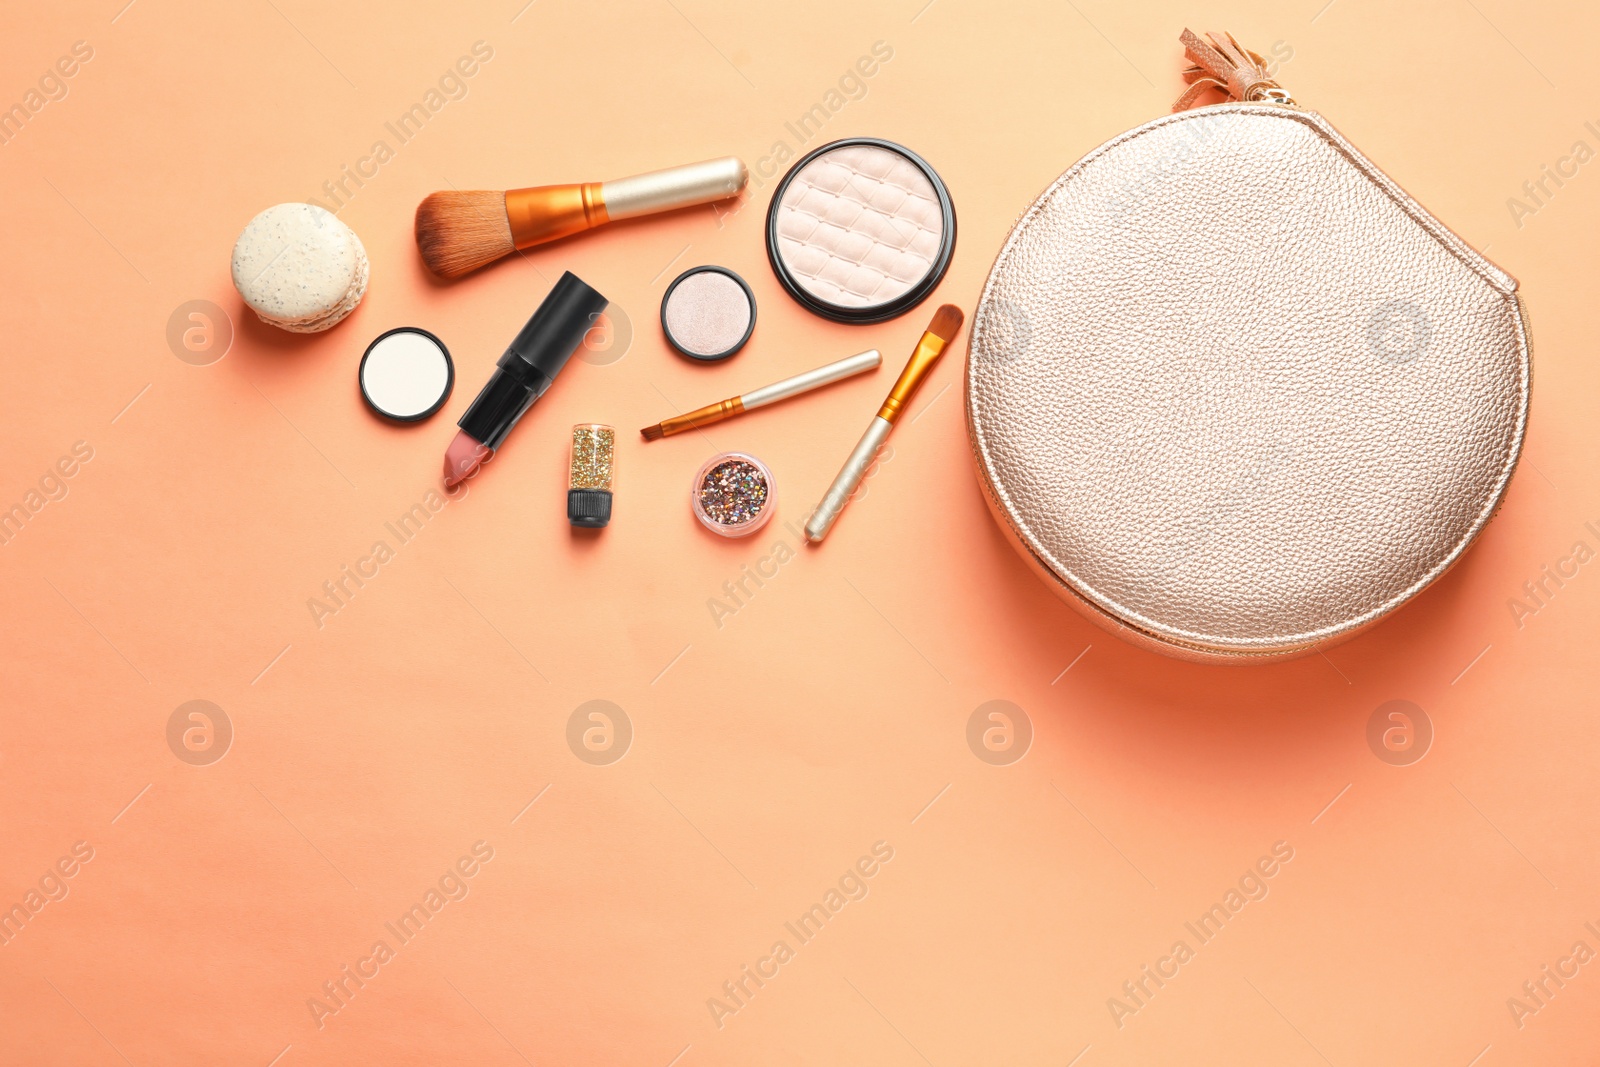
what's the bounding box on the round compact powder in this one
[359,327,453,422]
[660,266,756,361]
[766,138,955,325]
[692,452,774,537]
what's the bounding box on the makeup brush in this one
[640,350,882,441]
[415,156,747,279]
[804,305,963,544]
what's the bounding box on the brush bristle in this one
[928,304,964,343]
[639,424,666,441]
[414,191,515,279]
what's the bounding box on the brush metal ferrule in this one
[504,182,609,250]
[658,396,745,437]
[876,330,949,424]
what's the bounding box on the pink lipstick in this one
[443,431,491,485]
[443,271,608,488]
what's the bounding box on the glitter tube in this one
[568,423,615,528]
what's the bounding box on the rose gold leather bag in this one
[966,30,1531,663]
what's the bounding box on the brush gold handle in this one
[602,157,748,220]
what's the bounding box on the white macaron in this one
[231,203,369,333]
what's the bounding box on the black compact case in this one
[764,137,956,325]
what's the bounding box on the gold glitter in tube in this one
[569,424,615,490]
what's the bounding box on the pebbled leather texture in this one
[965,105,1531,662]
[773,144,946,309]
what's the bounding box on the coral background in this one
[2,1,1596,1064]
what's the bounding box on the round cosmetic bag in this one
[964,32,1531,663]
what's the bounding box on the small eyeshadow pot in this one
[359,327,454,421]
[660,265,756,362]
[568,423,615,528]
[692,452,775,538]
[766,138,956,325]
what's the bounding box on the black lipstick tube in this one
[458,272,609,450]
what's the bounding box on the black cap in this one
[502,271,609,381]
[568,489,612,528]
[459,272,610,451]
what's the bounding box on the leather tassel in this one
[1172,29,1292,112]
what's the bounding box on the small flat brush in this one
[416,156,747,279]
[804,305,964,543]
[640,350,882,441]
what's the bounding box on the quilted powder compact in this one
[966,30,1531,663]
[766,138,956,324]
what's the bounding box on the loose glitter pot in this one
[692,452,775,537]
[766,138,956,325]
[660,266,756,361]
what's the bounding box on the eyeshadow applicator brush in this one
[640,350,882,441]
[804,305,963,544]
[415,156,747,279]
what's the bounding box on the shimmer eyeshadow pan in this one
[766,138,956,325]
[660,265,756,362]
